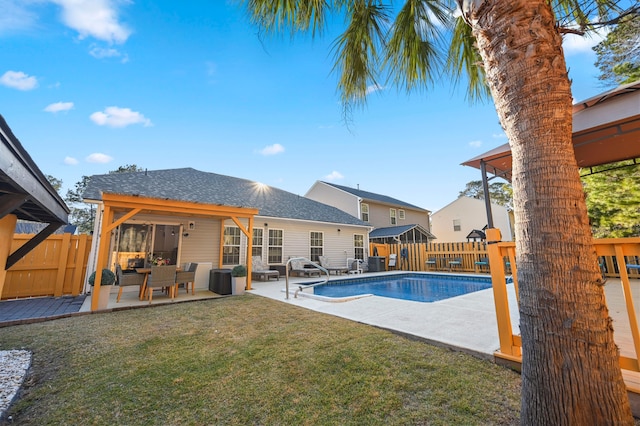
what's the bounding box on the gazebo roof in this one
[462,81,640,181]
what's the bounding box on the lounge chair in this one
[251,256,279,281]
[626,264,640,274]
[388,254,397,269]
[290,259,322,277]
[318,256,348,275]
[347,258,364,274]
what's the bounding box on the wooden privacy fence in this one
[370,241,491,273]
[2,234,92,299]
[370,240,640,279]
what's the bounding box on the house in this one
[82,168,371,309]
[430,196,513,243]
[305,181,434,243]
[0,115,69,297]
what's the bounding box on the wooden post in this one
[486,228,520,358]
[0,214,18,298]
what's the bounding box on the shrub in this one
[88,269,116,286]
[231,265,247,277]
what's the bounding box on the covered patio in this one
[88,192,259,311]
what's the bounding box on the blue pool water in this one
[311,273,503,302]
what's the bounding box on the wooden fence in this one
[2,234,92,299]
[369,240,640,279]
[370,241,490,273]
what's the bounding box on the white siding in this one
[254,217,369,266]
[430,197,513,242]
[304,182,360,218]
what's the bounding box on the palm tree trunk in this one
[460,0,633,424]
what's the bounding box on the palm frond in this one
[384,0,453,93]
[330,1,391,107]
[445,15,490,102]
[243,0,330,36]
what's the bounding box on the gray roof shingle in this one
[83,168,369,227]
[320,182,427,211]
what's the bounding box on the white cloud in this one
[492,133,507,139]
[89,46,119,58]
[324,171,344,181]
[562,29,608,56]
[86,153,113,163]
[90,106,152,128]
[259,143,285,156]
[366,84,383,95]
[0,70,38,90]
[64,156,79,165]
[0,0,38,34]
[468,140,483,148]
[51,0,132,44]
[44,101,74,113]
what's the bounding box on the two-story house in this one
[430,196,514,243]
[305,181,435,244]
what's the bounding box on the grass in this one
[0,295,521,425]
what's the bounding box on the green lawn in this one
[0,295,521,425]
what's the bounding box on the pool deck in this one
[250,271,521,359]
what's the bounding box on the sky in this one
[0,0,611,213]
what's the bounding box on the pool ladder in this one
[284,257,330,300]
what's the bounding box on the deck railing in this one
[486,231,640,396]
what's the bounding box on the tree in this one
[583,162,640,238]
[593,12,640,86]
[241,1,634,423]
[65,165,143,234]
[45,175,62,193]
[459,180,513,210]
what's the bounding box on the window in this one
[354,234,364,260]
[252,228,263,257]
[453,219,461,232]
[361,203,369,222]
[398,209,405,220]
[268,229,283,264]
[390,208,397,225]
[223,226,241,265]
[310,231,323,262]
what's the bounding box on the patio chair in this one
[425,258,437,270]
[251,256,279,281]
[318,256,348,275]
[115,264,145,303]
[448,257,463,271]
[290,259,322,277]
[475,257,489,272]
[145,265,177,303]
[176,263,197,295]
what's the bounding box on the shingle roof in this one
[369,224,435,239]
[320,181,428,211]
[83,168,369,227]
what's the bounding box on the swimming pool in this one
[308,273,507,303]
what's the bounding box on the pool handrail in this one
[285,257,329,300]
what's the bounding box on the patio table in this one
[136,267,182,300]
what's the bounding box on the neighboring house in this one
[83,168,371,296]
[305,181,434,243]
[14,221,77,235]
[0,115,69,297]
[430,196,513,243]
